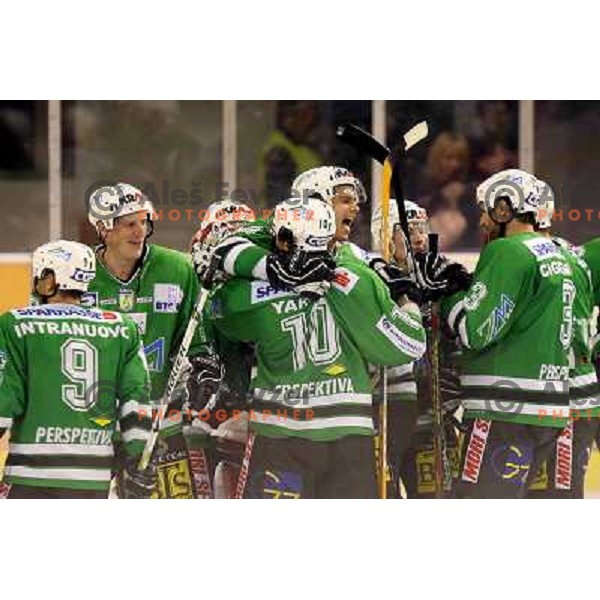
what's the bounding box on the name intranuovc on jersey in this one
[13,321,130,339]
[11,305,129,339]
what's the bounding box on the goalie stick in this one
[337,121,429,499]
[138,256,220,472]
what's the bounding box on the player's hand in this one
[369,257,424,304]
[191,240,214,281]
[118,457,157,499]
[413,252,471,301]
[266,250,336,291]
[187,354,223,412]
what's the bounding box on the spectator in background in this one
[471,137,517,182]
[420,132,479,250]
[258,101,323,205]
[475,100,518,152]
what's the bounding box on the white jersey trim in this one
[0,416,13,428]
[223,241,255,275]
[252,256,268,281]
[462,374,568,392]
[253,414,373,431]
[5,466,111,481]
[448,299,465,332]
[9,443,113,456]
[463,399,569,416]
[253,390,371,408]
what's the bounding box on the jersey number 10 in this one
[281,303,341,372]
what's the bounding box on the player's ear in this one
[35,270,57,296]
[489,197,515,224]
[97,222,109,244]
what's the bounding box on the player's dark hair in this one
[516,213,537,226]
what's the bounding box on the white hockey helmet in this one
[292,166,364,206]
[87,182,154,232]
[191,199,256,249]
[534,178,555,230]
[272,197,336,252]
[32,240,96,293]
[371,199,428,252]
[205,199,255,224]
[476,169,539,222]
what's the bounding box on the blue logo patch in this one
[249,469,303,499]
[491,443,532,486]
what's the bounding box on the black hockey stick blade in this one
[428,232,439,255]
[336,124,390,165]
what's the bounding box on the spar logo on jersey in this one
[13,306,107,320]
[101,311,119,321]
[153,284,183,313]
[523,238,561,261]
[332,268,358,295]
[250,281,293,304]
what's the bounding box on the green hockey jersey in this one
[582,237,600,363]
[86,244,206,401]
[0,304,152,491]
[209,256,426,441]
[553,238,600,416]
[442,232,574,428]
[215,218,416,403]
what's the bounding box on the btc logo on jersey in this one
[153,284,183,313]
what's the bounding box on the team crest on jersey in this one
[118,288,136,312]
[80,292,98,308]
[153,284,183,313]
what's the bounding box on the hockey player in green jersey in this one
[185,199,257,498]
[86,182,221,498]
[203,198,427,498]
[0,240,154,499]
[424,169,576,498]
[525,180,600,498]
[581,234,600,457]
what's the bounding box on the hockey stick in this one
[138,256,219,472]
[336,121,428,270]
[337,121,428,499]
[427,233,445,498]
